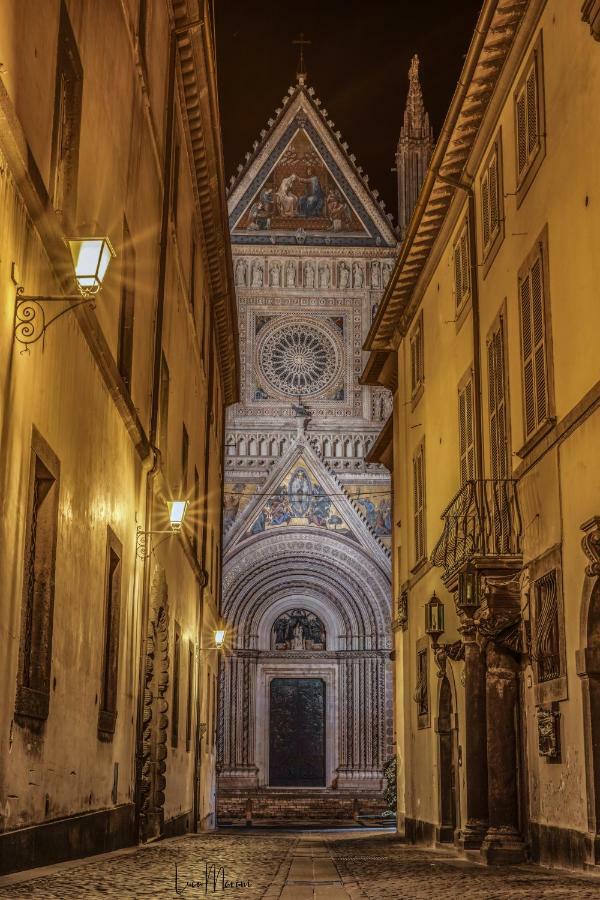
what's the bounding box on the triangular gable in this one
[227,85,397,248]
[224,437,390,568]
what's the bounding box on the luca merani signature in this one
[175,862,251,894]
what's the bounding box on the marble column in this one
[457,623,489,851]
[480,641,526,864]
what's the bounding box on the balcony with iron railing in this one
[431,478,523,581]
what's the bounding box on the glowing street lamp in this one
[425,591,445,646]
[167,499,189,532]
[136,498,190,558]
[14,234,116,350]
[67,237,116,295]
[214,629,226,651]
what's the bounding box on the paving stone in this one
[0,830,599,899]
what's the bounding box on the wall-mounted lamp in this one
[136,498,189,559]
[214,629,226,651]
[457,569,480,616]
[425,591,448,677]
[14,236,115,350]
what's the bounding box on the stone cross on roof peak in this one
[293,32,311,84]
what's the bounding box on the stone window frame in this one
[411,438,427,572]
[15,427,61,724]
[49,0,83,227]
[171,621,181,748]
[514,31,546,209]
[529,544,568,705]
[480,129,505,278]
[415,635,430,730]
[98,526,123,740]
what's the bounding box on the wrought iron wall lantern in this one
[457,569,480,616]
[136,499,189,559]
[425,591,464,676]
[14,236,116,350]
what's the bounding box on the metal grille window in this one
[519,248,550,440]
[414,648,429,720]
[458,375,475,485]
[515,56,540,179]
[98,529,122,738]
[186,640,194,752]
[533,570,560,683]
[453,220,470,308]
[16,431,60,721]
[409,312,424,398]
[412,441,426,566]
[171,623,181,748]
[481,149,500,254]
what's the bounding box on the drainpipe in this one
[193,333,215,832]
[134,27,177,840]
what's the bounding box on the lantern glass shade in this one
[214,629,226,650]
[167,499,189,531]
[425,592,445,641]
[458,571,479,613]
[67,237,116,294]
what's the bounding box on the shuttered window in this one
[516,57,540,179]
[409,313,424,397]
[453,220,470,308]
[413,441,426,565]
[487,321,509,478]
[458,375,476,485]
[519,249,549,440]
[481,150,500,254]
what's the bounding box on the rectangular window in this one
[519,235,553,443]
[409,312,424,400]
[487,317,509,478]
[514,36,545,203]
[481,148,500,255]
[171,623,181,748]
[212,672,217,748]
[158,352,170,460]
[181,423,189,495]
[412,440,426,567]
[117,217,136,389]
[533,570,560,684]
[186,640,194,752]
[453,219,470,309]
[193,466,200,558]
[458,373,476,485]
[98,529,122,739]
[171,134,181,225]
[16,430,60,721]
[415,640,429,729]
[190,233,197,314]
[50,2,83,223]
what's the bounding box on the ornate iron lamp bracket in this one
[136,525,177,560]
[14,285,95,351]
[431,639,465,677]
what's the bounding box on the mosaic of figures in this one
[272,609,326,650]
[234,256,394,291]
[234,131,364,235]
[249,464,354,538]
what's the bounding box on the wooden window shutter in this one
[526,61,539,157]
[410,331,417,395]
[481,170,490,250]
[458,377,475,485]
[520,250,548,439]
[410,315,423,396]
[454,242,463,306]
[489,154,499,237]
[460,228,470,299]
[488,324,508,478]
[516,84,527,175]
[413,443,425,564]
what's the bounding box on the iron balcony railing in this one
[431,478,523,576]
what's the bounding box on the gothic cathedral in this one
[218,60,431,822]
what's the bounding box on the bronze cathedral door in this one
[269,678,325,786]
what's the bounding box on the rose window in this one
[258,318,342,399]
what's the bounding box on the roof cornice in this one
[364,0,531,352]
[171,0,240,404]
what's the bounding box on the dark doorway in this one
[269,678,325,786]
[437,676,458,842]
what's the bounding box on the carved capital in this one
[581,516,600,578]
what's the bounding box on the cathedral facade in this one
[217,66,428,822]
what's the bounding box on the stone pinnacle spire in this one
[396,54,434,239]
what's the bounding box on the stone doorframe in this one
[577,516,600,863]
[255,661,338,789]
[434,668,461,843]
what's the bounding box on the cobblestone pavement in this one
[0,830,599,899]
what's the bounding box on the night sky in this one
[215,0,484,224]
